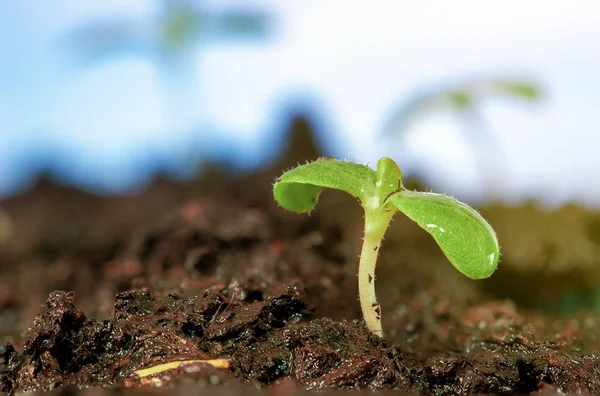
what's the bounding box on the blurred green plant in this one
[383,77,542,197]
[62,0,270,129]
[273,157,499,337]
[64,0,269,67]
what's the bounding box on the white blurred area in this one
[1,0,599,206]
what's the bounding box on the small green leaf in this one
[448,90,473,110]
[374,157,403,204]
[273,158,376,213]
[387,190,499,279]
[494,81,541,101]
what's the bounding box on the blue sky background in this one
[1,1,600,206]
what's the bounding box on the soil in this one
[2,126,600,395]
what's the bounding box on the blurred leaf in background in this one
[383,77,542,198]
[60,0,271,133]
[63,0,270,68]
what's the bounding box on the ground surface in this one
[2,132,600,395]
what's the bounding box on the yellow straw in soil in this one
[134,359,230,377]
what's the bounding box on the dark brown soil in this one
[2,130,600,395]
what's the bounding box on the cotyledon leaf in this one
[273,158,376,213]
[387,190,499,279]
[374,157,403,206]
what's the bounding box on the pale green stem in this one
[358,211,394,337]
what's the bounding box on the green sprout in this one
[273,157,499,337]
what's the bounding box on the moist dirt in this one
[2,135,600,395]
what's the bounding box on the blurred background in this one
[2,0,600,332]
[1,0,599,206]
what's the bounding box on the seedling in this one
[273,157,499,337]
